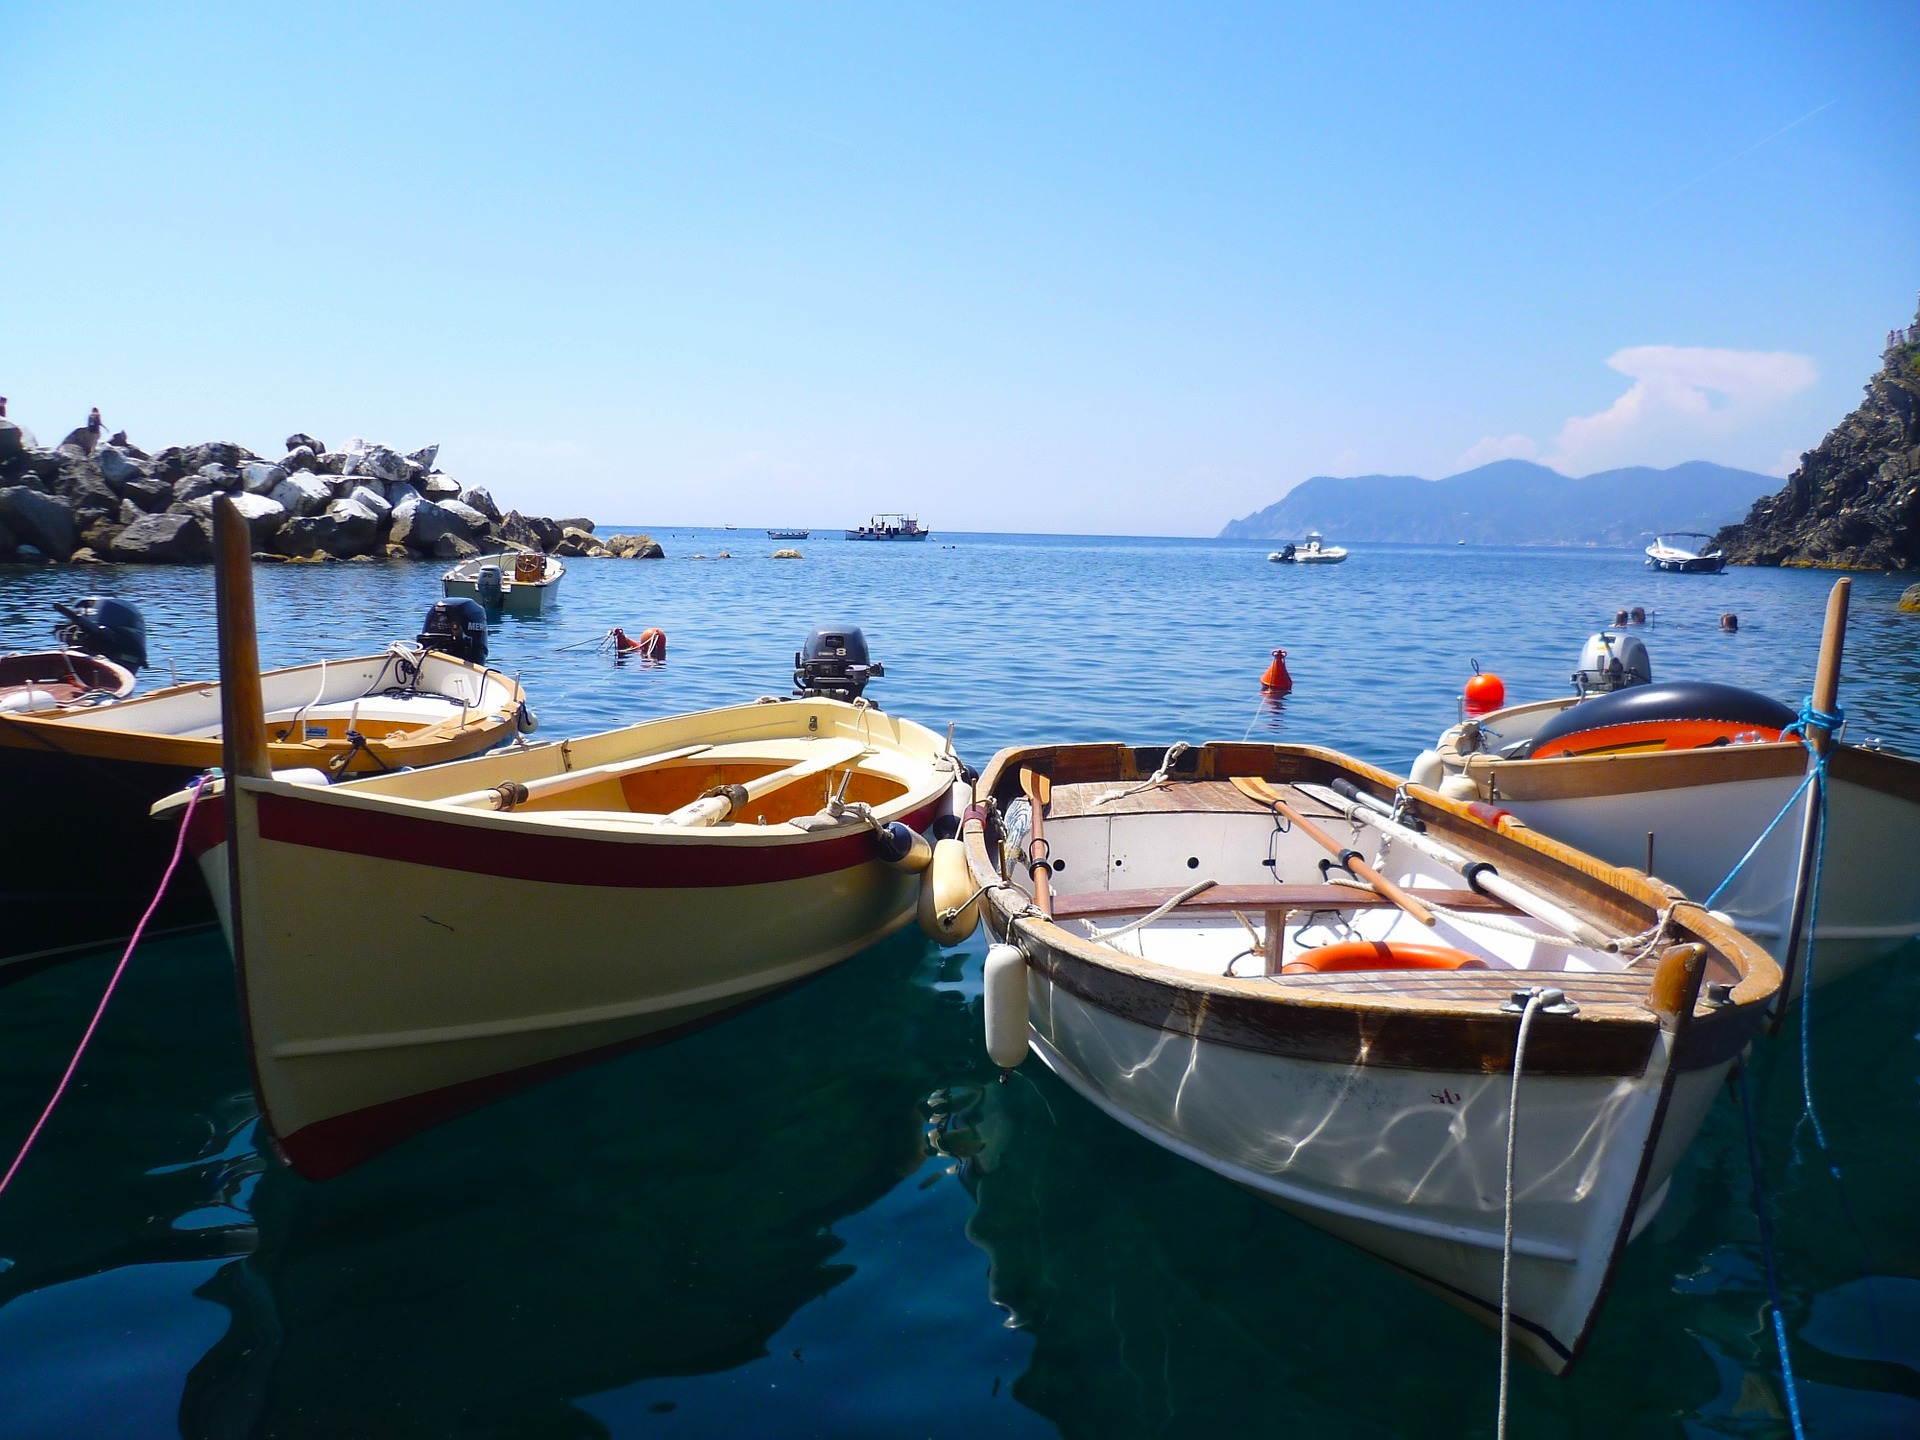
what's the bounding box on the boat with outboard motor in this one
[845,513,928,541]
[442,551,564,615]
[1644,533,1726,574]
[1414,582,1920,998]
[948,738,1776,1375]
[0,598,146,714]
[158,500,967,1179]
[1268,531,1348,564]
[1,596,529,972]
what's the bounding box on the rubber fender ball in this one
[1409,749,1445,791]
[875,821,933,872]
[917,838,979,942]
[982,943,1030,1068]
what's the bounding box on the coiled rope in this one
[0,776,208,1202]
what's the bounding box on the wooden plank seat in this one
[1048,883,1516,921]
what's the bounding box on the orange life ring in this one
[1281,940,1487,975]
[1530,717,1789,759]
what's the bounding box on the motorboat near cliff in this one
[952,738,1777,1374]
[1268,531,1348,564]
[442,551,565,615]
[1644,533,1726,574]
[1,596,528,972]
[1415,582,1920,1000]
[161,499,964,1178]
[0,598,146,714]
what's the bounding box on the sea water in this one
[1,533,1916,1438]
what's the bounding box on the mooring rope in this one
[1496,988,1547,1440]
[0,775,208,1202]
[1734,1059,1809,1439]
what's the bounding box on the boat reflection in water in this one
[174,932,991,1438]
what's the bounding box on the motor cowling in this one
[53,597,148,671]
[417,599,490,664]
[475,564,504,609]
[794,625,883,701]
[1571,631,1651,697]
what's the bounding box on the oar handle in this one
[1020,767,1053,917]
[1233,777,1436,926]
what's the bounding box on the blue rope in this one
[1701,696,1843,912]
[1734,1059,1808,1439]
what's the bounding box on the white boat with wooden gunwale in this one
[442,551,565,615]
[1415,582,1920,997]
[0,649,135,714]
[958,739,1777,1374]
[161,498,964,1179]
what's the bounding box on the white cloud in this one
[1545,346,1817,472]
[1455,433,1540,469]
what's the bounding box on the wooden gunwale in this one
[967,741,1780,1077]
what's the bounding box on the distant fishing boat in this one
[767,528,811,540]
[1268,531,1348,564]
[0,598,145,714]
[959,739,1777,1374]
[1643,533,1726,573]
[163,502,966,1178]
[442,552,565,615]
[1,600,527,971]
[845,513,929,542]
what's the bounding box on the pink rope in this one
[0,776,209,1200]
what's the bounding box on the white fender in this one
[270,767,333,786]
[1438,773,1479,803]
[916,838,980,942]
[982,943,1030,1068]
[1409,749,1445,790]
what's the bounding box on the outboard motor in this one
[417,598,490,665]
[475,564,504,610]
[1571,631,1651,697]
[53,597,148,672]
[794,625,883,701]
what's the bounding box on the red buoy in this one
[1463,663,1505,717]
[1260,648,1293,693]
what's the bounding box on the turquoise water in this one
[2,532,1917,1437]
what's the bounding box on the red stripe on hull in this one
[195,789,942,887]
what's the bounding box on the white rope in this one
[1081,878,1217,942]
[1095,741,1191,804]
[1498,989,1547,1440]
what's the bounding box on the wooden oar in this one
[1231,775,1436,927]
[1020,767,1053,917]
[1774,576,1850,1023]
[441,744,715,810]
[663,738,868,826]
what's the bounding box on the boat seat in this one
[1048,883,1514,921]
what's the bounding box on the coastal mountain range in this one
[1218,459,1775,547]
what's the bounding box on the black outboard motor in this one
[53,597,148,671]
[794,625,883,701]
[417,599,490,665]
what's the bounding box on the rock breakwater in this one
[0,421,661,565]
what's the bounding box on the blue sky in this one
[3,2,1915,533]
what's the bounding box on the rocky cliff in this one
[0,422,662,566]
[1717,304,1920,569]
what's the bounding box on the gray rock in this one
[187,491,286,548]
[349,444,409,485]
[110,512,211,564]
[285,432,325,454]
[148,447,189,483]
[390,495,482,553]
[384,479,420,509]
[420,473,462,500]
[0,420,24,466]
[0,486,79,560]
[407,443,440,471]
[556,516,594,534]
[314,451,350,475]
[197,462,242,491]
[602,532,665,559]
[553,526,605,558]
[529,515,564,551]
[269,474,334,517]
[459,486,500,522]
[186,441,246,473]
[97,447,150,488]
[78,519,123,553]
[276,498,380,558]
[432,532,481,562]
[240,461,288,495]
[497,510,542,549]
[23,449,60,485]
[0,516,16,553]
[282,445,318,473]
[345,483,392,522]
[55,464,120,523]
[121,477,174,513]
[440,498,491,533]
[174,474,218,505]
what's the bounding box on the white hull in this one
[442,554,565,615]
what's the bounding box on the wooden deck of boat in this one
[1047,778,1341,820]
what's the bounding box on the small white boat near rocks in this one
[1644,532,1726,574]
[442,551,564,615]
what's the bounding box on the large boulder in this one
[185,441,246,473]
[389,495,481,553]
[196,461,242,491]
[348,444,408,485]
[553,525,605,558]
[529,515,564,551]
[282,445,318,474]
[148,446,189,483]
[0,486,78,560]
[55,464,121,525]
[78,518,124,553]
[420,472,462,500]
[96,447,150,489]
[602,532,665,559]
[111,512,211,564]
[240,460,288,495]
[345,483,392,522]
[0,420,25,467]
[497,510,543,549]
[407,443,439,472]
[432,532,480,562]
[121,477,174,513]
[556,516,594,534]
[285,432,325,454]
[459,486,500,521]
[173,474,218,505]
[439,498,492,534]
[276,498,380,558]
[313,451,350,475]
[187,491,286,548]
[269,474,334,517]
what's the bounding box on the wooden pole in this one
[1232,776,1437,926]
[1773,577,1850,1023]
[1020,767,1053,917]
[213,496,271,780]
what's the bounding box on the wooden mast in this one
[213,496,271,781]
[1772,576,1850,1021]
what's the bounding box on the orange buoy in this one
[636,627,666,659]
[1463,663,1504,716]
[1260,648,1293,693]
[1281,939,1486,975]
